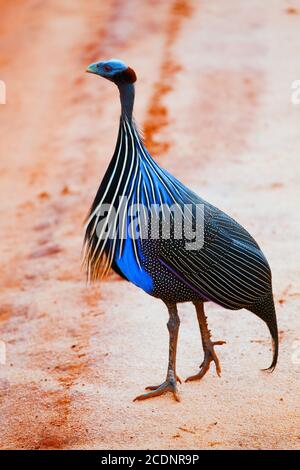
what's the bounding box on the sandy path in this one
[0,0,299,450]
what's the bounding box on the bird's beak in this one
[86,62,98,74]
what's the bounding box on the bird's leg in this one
[185,301,226,382]
[134,303,181,402]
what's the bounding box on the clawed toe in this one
[185,340,226,382]
[134,379,180,402]
[144,374,181,391]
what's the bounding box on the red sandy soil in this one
[0,0,299,450]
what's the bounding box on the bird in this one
[83,58,278,402]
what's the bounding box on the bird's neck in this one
[118,83,135,121]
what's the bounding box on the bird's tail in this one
[248,292,279,371]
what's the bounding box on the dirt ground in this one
[0,0,299,450]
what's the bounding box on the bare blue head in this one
[86,59,137,120]
[86,59,135,82]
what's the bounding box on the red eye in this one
[104,64,112,72]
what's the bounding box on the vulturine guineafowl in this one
[84,59,278,401]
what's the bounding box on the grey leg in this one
[134,302,181,402]
[186,301,226,382]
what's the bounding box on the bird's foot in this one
[185,340,226,382]
[133,375,181,402]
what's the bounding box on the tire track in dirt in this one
[143,0,194,156]
[163,2,266,185]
